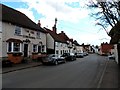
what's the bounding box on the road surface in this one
[3,54,108,88]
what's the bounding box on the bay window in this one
[7,42,21,52]
[13,42,20,52]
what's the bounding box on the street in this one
[3,54,110,88]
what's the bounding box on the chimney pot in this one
[61,31,64,33]
[38,20,41,27]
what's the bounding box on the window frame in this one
[33,44,38,52]
[15,26,22,35]
[7,42,21,52]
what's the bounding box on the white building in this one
[45,27,71,55]
[73,40,83,53]
[1,4,47,62]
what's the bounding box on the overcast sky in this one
[1,0,112,46]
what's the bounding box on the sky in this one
[1,0,112,46]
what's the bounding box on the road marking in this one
[97,59,108,88]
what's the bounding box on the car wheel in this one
[72,58,74,61]
[54,60,58,65]
[64,59,66,63]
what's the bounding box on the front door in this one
[24,44,28,57]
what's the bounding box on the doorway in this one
[24,44,28,57]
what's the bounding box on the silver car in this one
[75,53,84,58]
[42,54,66,65]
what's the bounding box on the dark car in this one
[2,60,13,67]
[61,53,76,61]
[41,54,66,65]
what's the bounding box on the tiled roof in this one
[58,32,74,43]
[73,40,80,46]
[1,4,47,33]
[44,28,67,43]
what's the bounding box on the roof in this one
[73,40,80,46]
[58,31,75,44]
[44,28,67,43]
[6,38,23,43]
[1,4,47,33]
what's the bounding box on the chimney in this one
[52,18,57,33]
[52,26,57,33]
[61,31,64,34]
[70,38,73,42]
[38,20,41,27]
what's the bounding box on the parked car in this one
[75,53,84,58]
[83,52,88,56]
[61,53,76,61]
[41,54,66,65]
[2,60,13,67]
[108,54,115,60]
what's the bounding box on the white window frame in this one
[15,26,22,35]
[7,42,22,52]
[33,44,38,52]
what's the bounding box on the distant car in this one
[75,53,84,58]
[41,54,66,65]
[83,52,88,56]
[61,53,76,61]
[108,54,115,60]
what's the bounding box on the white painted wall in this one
[2,22,47,57]
[114,44,119,64]
[76,46,83,53]
[46,33,54,49]
[55,42,70,55]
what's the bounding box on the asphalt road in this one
[2,54,108,88]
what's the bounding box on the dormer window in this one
[15,26,21,35]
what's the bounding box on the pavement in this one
[2,61,42,74]
[1,58,120,88]
[99,59,120,88]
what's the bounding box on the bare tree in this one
[87,0,120,35]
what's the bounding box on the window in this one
[55,42,58,47]
[56,50,59,54]
[61,43,62,47]
[13,42,20,52]
[42,45,45,52]
[33,45,37,52]
[15,26,21,35]
[8,42,12,52]
[7,42,21,52]
[61,50,62,55]
[36,32,41,38]
[63,50,64,54]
